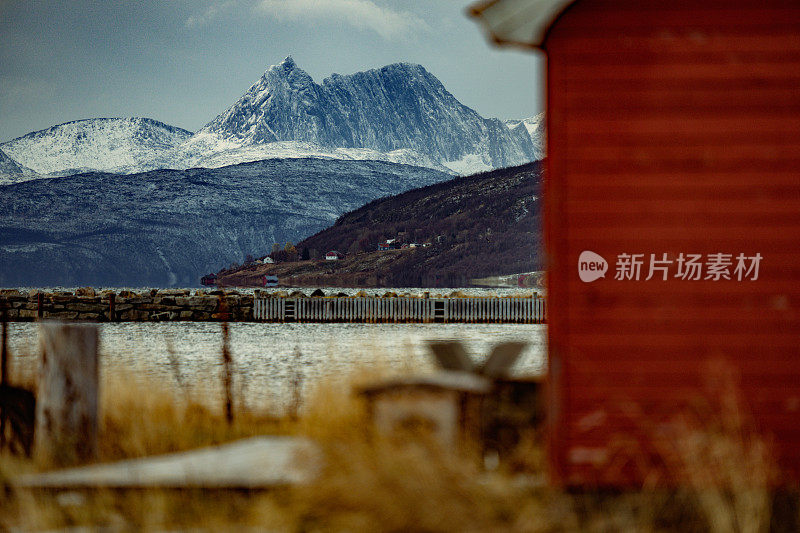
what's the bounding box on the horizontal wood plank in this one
[549,7,800,33]
[562,198,800,215]
[563,88,800,111]
[563,281,800,296]
[564,359,800,377]
[564,117,800,136]
[565,211,800,227]
[562,172,800,189]
[553,34,800,55]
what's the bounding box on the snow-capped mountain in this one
[505,113,546,161]
[1,118,191,176]
[1,58,542,179]
[0,158,451,287]
[198,57,536,174]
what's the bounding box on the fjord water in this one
[4,290,545,412]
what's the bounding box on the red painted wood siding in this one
[544,0,800,486]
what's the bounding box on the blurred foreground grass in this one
[0,357,793,532]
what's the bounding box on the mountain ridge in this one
[1,58,543,180]
[0,157,451,287]
[1,117,192,176]
[199,57,535,172]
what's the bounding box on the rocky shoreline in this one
[0,288,254,322]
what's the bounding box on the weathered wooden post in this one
[35,322,98,465]
[37,293,44,320]
[1,304,7,449]
[1,304,7,386]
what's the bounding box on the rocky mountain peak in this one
[281,55,295,70]
[200,57,537,173]
[264,54,311,85]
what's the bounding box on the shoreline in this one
[0,288,542,323]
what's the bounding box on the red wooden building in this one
[473,0,800,486]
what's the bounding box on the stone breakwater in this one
[0,288,253,322]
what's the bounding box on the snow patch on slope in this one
[1,118,192,175]
[0,148,37,185]
[505,113,545,160]
[177,133,453,173]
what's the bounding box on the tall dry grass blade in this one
[163,334,187,397]
[656,360,776,533]
[218,292,234,425]
[289,347,304,420]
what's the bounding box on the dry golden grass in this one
[654,362,778,533]
[0,356,795,531]
[0,373,297,530]
[291,375,545,532]
[98,371,291,462]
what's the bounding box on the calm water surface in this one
[5,321,546,412]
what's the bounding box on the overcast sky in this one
[0,0,544,143]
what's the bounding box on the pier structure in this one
[0,290,546,324]
[253,296,546,324]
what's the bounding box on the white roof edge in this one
[469,0,575,48]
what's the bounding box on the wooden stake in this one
[35,322,98,466]
[1,304,7,387]
[0,305,7,450]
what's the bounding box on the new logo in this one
[578,251,608,283]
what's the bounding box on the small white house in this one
[261,257,275,264]
[325,251,343,261]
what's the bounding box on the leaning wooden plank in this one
[16,436,322,489]
[479,342,528,378]
[428,341,474,372]
[358,371,491,395]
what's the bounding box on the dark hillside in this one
[0,157,449,287]
[295,161,543,286]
